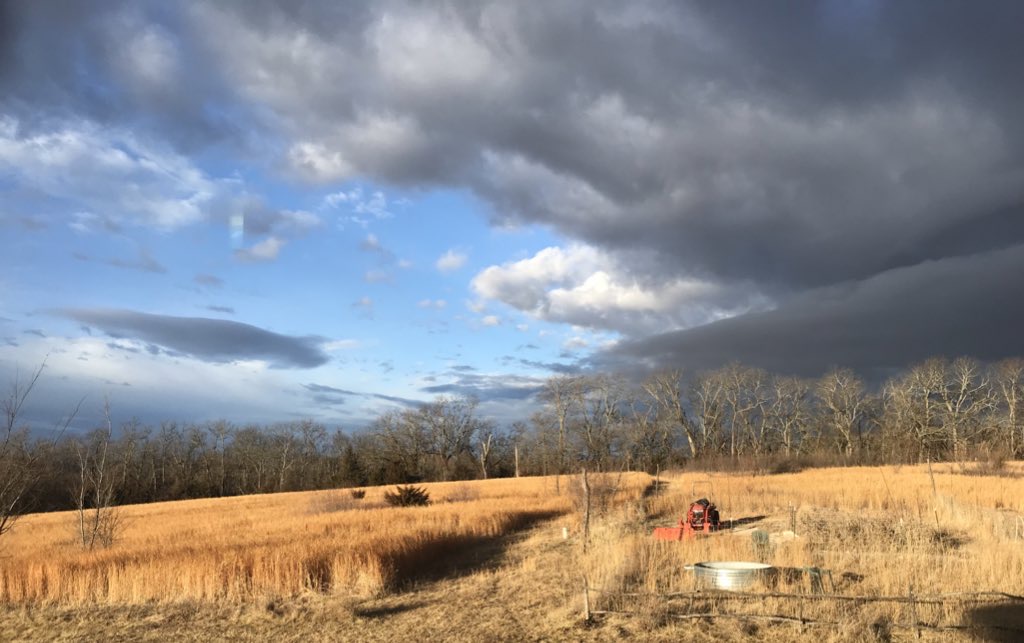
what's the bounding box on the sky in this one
[2,1,1024,431]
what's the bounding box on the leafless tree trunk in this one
[539,376,579,475]
[769,376,811,456]
[643,369,700,458]
[624,388,671,472]
[2,362,79,544]
[720,364,766,457]
[937,357,994,462]
[420,396,484,481]
[817,368,868,457]
[478,430,493,479]
[75,399,122,550]
[207,420,232,496]
[883,359,946,462]
[689,371,726,456]
[569,375,625,471]
[994,359,1024,457]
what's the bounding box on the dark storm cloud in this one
[7,1,1024,377]
[145,0,1024,290]
[0,0,249,150]
[598,245,1024,381]
[59,308,330,368]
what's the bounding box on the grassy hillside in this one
[2,465,1024,641]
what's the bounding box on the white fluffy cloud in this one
[0,116,322,260]
[0,116,214,229]
[436,249,468,273]
[235,236,284,262]
[472,244,768,335]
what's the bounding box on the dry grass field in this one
[0,474,649,605]
[2,465,1024,642]
[586,463,1024,640]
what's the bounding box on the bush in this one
[349,489,366,500]
[384,485,431,507]
[768,456,809,475]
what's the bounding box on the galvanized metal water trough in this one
[691,561,773,591]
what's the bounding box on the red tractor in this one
[653,498,723,541]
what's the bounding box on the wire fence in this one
[582,578,1024,638]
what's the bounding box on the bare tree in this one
[883,359,947,461]
[269,423,300,492]
[817,368,869,457]
[537,376,579,475]
[419,396,485,480]
[719,364,768,457]
[768,376,812,457]
[75,400,122,549]
[568,374,627,470]
[993,358,1024,456]
[0,364,44,542]
[1,363,79,543]
[643,369,700,458]
[625,385,673,472]
[937,357,995,461]
[206,420,232,496]
[478,430,494,479]
[688,370,727,456]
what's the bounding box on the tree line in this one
[2,356,1022,535]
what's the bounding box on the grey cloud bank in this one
[61,309,330,368]
[600,245,1024,381]
[5,1,1024,384]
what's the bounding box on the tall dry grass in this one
[0,474,650,606]
[583,463,1024,630]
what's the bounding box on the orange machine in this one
[653,498,722,541]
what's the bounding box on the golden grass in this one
[583,463,1024,635]
[0,474,651,606]
[5,465,1024,640]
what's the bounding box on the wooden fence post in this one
[798,594,804,633]
[582,575,591,622]
[582,468,591,554]
[908,585,920,639]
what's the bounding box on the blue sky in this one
[3,1,1024,431]
[2,155,604,428]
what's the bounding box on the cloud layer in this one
[5,1,1024,379]
[61,309,330,368]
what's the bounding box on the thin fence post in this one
[908,585,920,639]
[798,594,804,633]
[582,575,591,622]
[582,468,591,554]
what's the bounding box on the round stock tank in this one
[692,561,773,591]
